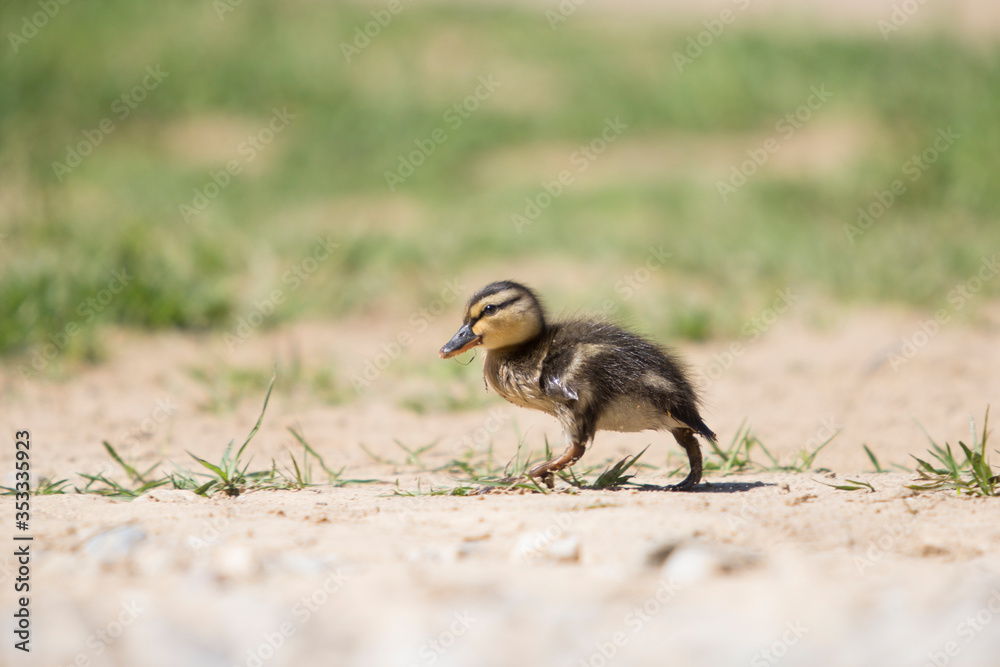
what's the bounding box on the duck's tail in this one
[689,416,716,442]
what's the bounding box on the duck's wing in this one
[538,343,581,404]
[542,372,579,402]
[539,321,628,406]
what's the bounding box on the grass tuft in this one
[286,426,378,487]
[907,408,997,496]
[816,478,876,492]
[186,371,276,496]
[702,419,836,475]
[560,446,651,490]
[73,442,171,499]
[2,371,373,500]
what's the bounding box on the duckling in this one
[439,280,716,491]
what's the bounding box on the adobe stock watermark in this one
[887,254,998,371]
[853,505,918,575]
[749,620,809,666]
[613,245,672,301]
[213,0,243,20]
[717,84,833,202]
[119,397,176,451]
[16,267,134,382]
[392,472,458,523]
[235,568,350,667]
[843,126,959,243]
[59,599,144,667]
[384,76,500,191]
[878,0,932,40]
[452,407,510,456]
[179,107,296,224]
[405,611,477,667]
[576,578,682,667]
[51,65,169,182]
[805,415,840,451]
[699,287,800,386]
[7,0,74,54]
[187,509,240,554]
[0,555,11,584]
[351,278,465,392]
[584,246,672,322]
[726,484,785,530]
[224,235,338,350]
[339,0,415,62]
[390,410,514,521]
[672,0,752,73]
[921,589,1000,667]
[512,115,628,233]
[727,418,836,530]
[546,0,588,29]
[513,513,574,565]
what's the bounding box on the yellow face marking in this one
[461,289,544,351]
[468,289,522,322]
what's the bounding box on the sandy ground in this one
[1,302,999,666]
[3,0,998,663]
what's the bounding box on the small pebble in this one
[511,532,581,564]
[84,525,146,562]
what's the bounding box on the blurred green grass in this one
[2,1,999,360]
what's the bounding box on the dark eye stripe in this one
[472,295,520,324]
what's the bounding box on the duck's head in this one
[439,280,546,359]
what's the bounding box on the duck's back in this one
[542,320,712,437]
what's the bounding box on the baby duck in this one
[439,280,716,490]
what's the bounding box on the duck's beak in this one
[439,324,482,359]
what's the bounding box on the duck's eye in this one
[482,304,498,316]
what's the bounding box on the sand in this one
[1,303,999,666]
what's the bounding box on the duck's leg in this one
[669,428,703,491]
[470,440,585,495]
[527,409,595,488]
[528,441,586,489]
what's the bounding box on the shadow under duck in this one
[439,280,716,490]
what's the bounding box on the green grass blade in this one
[289,455,306,487]
[592,446,649,489]
[102,441,142,483]
[288,426,338,477]
[754,438,780,468]
[187,452,228,482]
[359,443,393,465]
[194,480,218,496]
[815,478,875,492]
[863,444,885,473]
[136,478,171,493]
[235,371,276,461]
[802,431,838,469]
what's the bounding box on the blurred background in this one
[1,0,999,372]
[4,4,1000,666]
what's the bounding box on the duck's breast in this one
[484,352,552,414]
